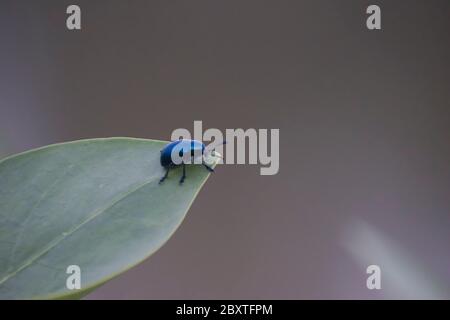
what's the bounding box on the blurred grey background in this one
[0,1,449,299]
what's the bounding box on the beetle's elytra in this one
[159,139,224,185]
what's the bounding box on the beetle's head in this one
[205,140,226,156]
[210,150,223,159]
[203,140,226,165]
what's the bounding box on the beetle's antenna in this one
[212,140,226,150]
[206,140,227,152]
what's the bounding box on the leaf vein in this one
[0,173,159,286]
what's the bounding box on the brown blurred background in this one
[0,0,449,299]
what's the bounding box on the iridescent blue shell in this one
[160,139,205,167]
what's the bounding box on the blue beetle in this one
[159,139,225,184]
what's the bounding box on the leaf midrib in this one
[0,174,159,286]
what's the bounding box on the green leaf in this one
[0,137,220,299]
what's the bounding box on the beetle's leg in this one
[179,163,186,184]
[203,163,214,172]
[159,168,169,184]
